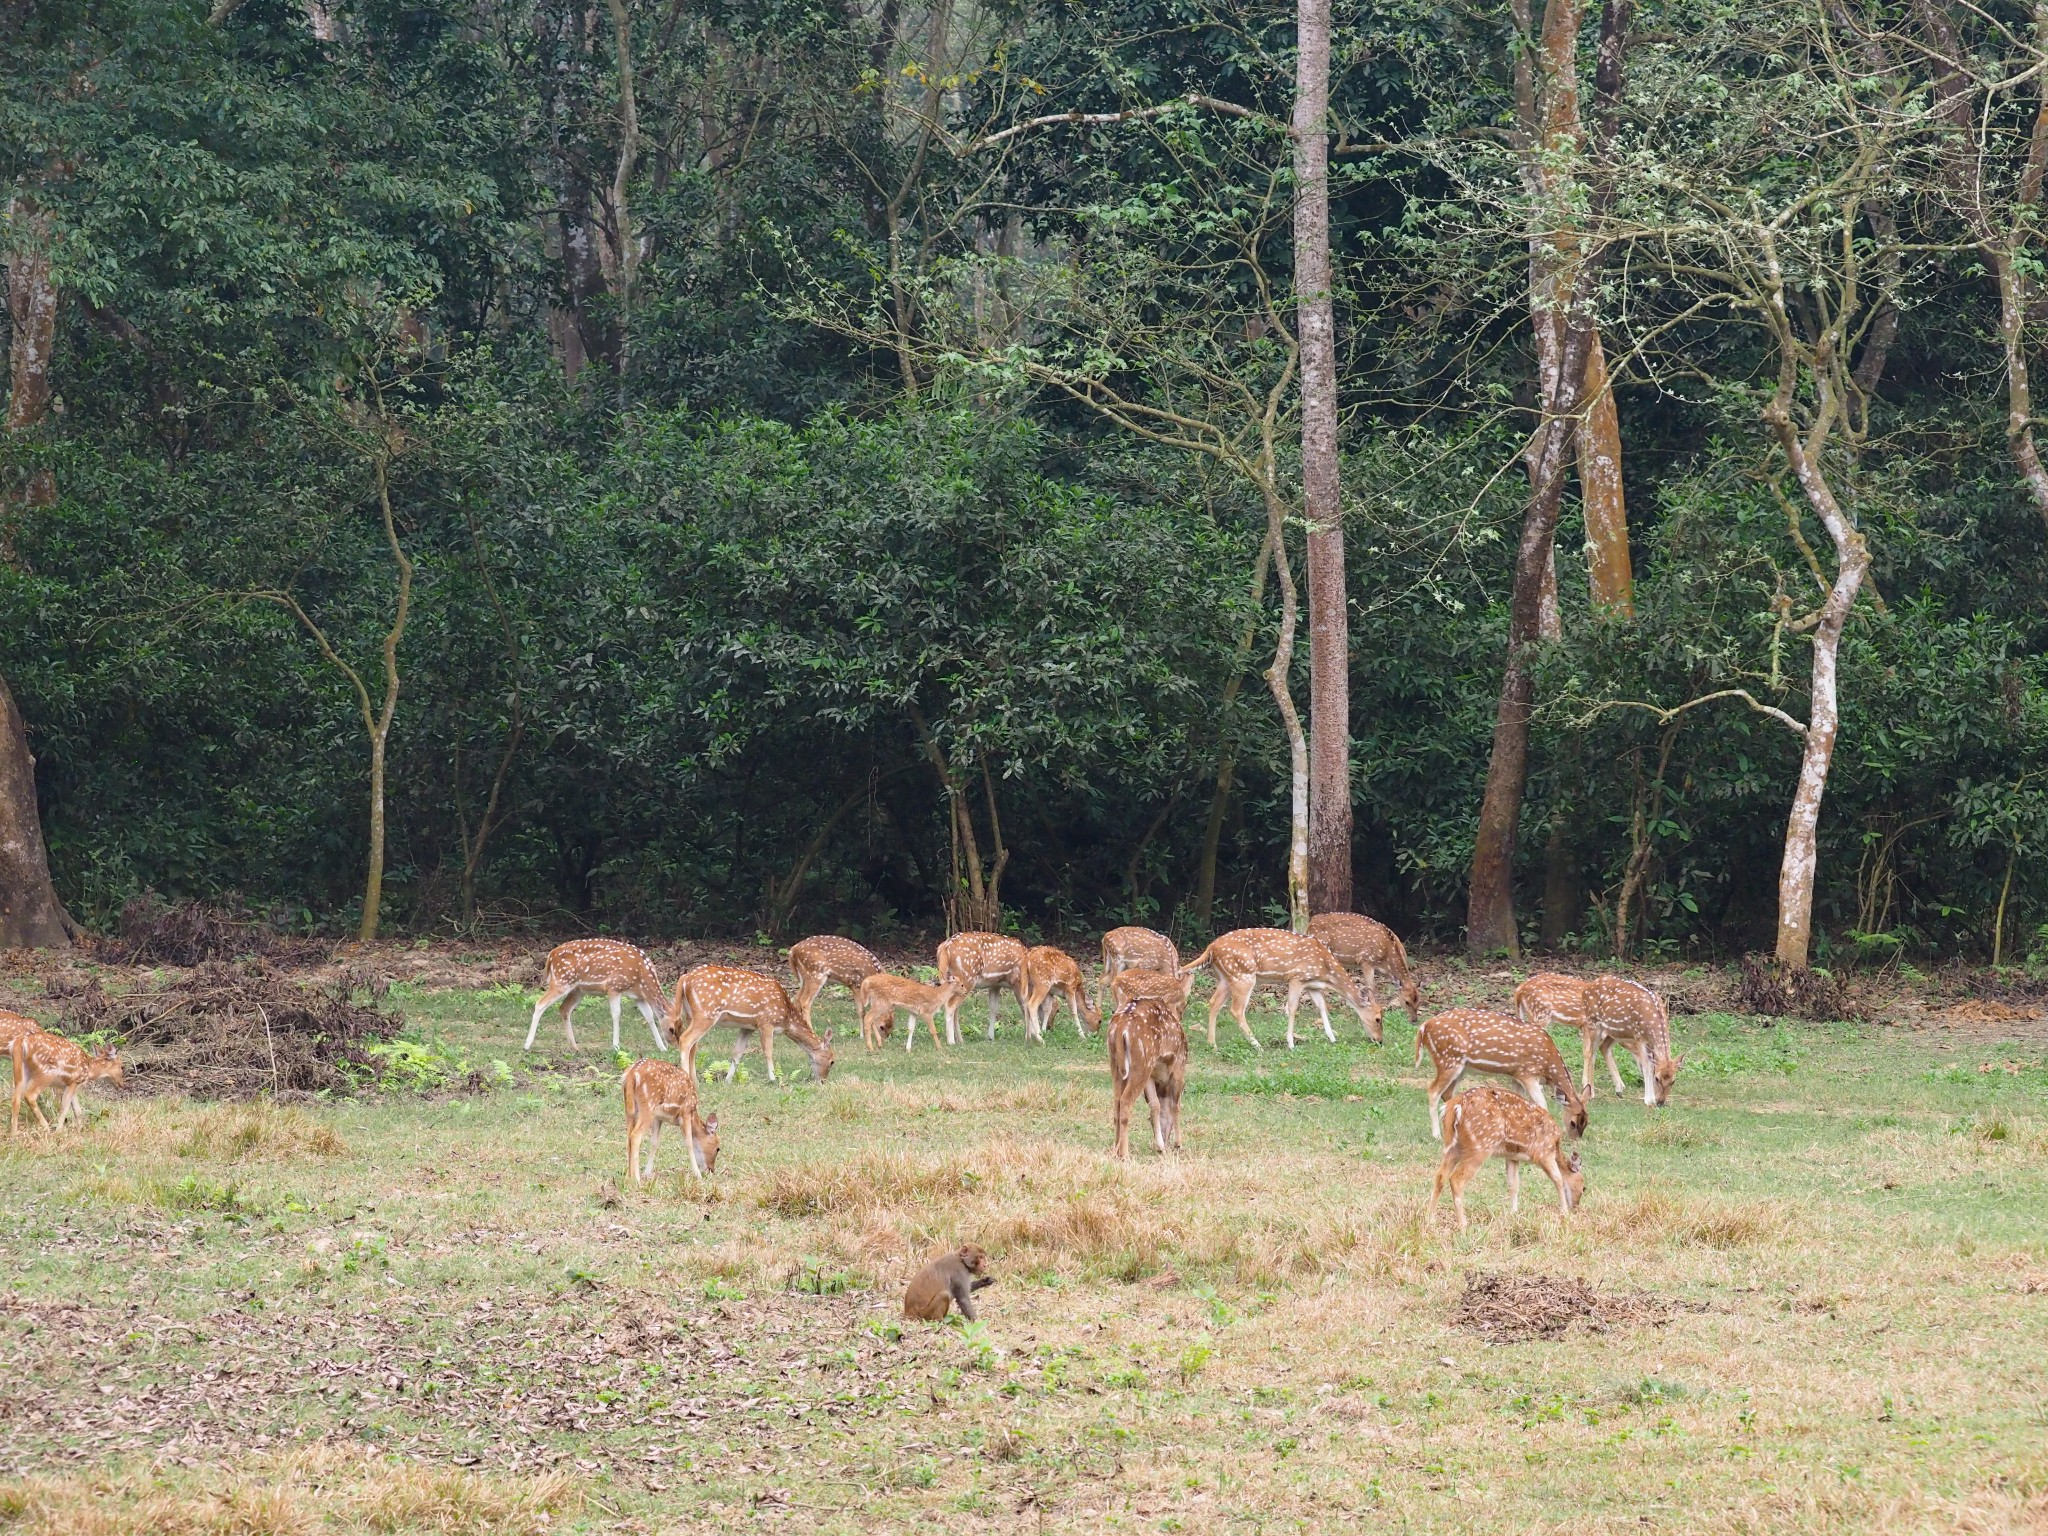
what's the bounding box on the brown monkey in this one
[902,1244,995,1321]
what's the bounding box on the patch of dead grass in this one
[0,1449,580,1536]
[1577,1188,1790,1249]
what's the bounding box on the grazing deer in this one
[1108,967,1190,1013]
[1514,972,1684,1106]
[622,1058,721,1183]
[1098,926,1179,1013]
[855,973,965,1052]
[1413,1007,1589,1141]
[935,932,1029,1044]
[526,939,670,1054]
[788,935,882,1031]
[1431,1086,1585,1230]
[1021,945,1100,1039]
[0,1011,43,1085]
[1107,998,1188,1159]
[1306,912,1421,1028]
[667,966,835,1084]
[10,1029,122,1135]
[1178,928,1378,1051]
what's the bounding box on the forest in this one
[5,0,2048,968]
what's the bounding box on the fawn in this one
[935,931,1030,1044]
[0,1010,43,1084]
[667,965,835,1084]
[1179,928,1378,1050]
[1020,945,1100,1039]
[11,1028,123,1135]
[1107,997,1188,1159]
[622,1058,721,1182]
[855,973,965,1052]
[1514,972,1683,1106]
[1431,1085,1585,1230]
[527,939,671,1054]
[1107,967,1190,1013]
[1098,926,1179,1014]
[1306,912,1421,1028]
[788,935,882,1031]
[1414,1007,1589,1140]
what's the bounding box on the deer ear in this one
[703,1113,719,1132]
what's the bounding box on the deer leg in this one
[609,993,626,1052]
[636,998,667,1052]
[795,972,823,1031]
[1581,1029,1598,1100]
[1312,989,1338,1044]
[628,1117,644,1185]
[1230,977,1261,1051]
[943,991,961,1047]
[561,994,582,1051]
[761,1023,779,1083]
[1282,980,1304,1050]
[526,985,572,1050]
[1112,1084,1131,1160]
[1427,1063,1463,1139]
[1449,1155,1480,1231]
[1151,1082,1168,1155]
[1506,1157,1522,1214]
[1605,1039,1628,1096]
[1205,981,1227,1049]
[1518,1076,1548,1111]
[1637,1043,1656,1106]
[986,985,1001,1042]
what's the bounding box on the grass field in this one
[4,965,2048,1534]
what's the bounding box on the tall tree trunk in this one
[1578,333,1634,614]
[1468,0,1629,955]
[0,202,77,948]
[602,0,642,391]
[1293,0,1352,917]
[0,670,78,948]
[1195,531,1275,929]
[1261,485,1312,930]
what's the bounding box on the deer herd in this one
[4,913,1686,1232]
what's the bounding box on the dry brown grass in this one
[2,1101,347,1164]
[0,1449,580,1536]
[1575,1187,1791,1249]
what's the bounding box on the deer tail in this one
[1178,942,1217,981]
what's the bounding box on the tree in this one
[1464,0,1632,955]
[1294,0,1352,917]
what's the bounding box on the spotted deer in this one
[526,939,671,1053]
[0,1011,44,1086]
[1098,926,1179,1014]
[855,973,965,1052]
[1107,997,1188,1159]
[1431,1085,1585,1230]
[622,1058,721,1183]
[10,1029,122,1135]
[1514,972,1684,1106]
[1178,928,1378,1051]
[788,935,883,1031]
[1020,945,1100,1039]
[935,931,1029,1044]
[1413,1008,1589,1141]
[667,965,835,1084]
[1107,967,1191,1013]
[1306,912,1421,1028]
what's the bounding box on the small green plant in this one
[956,1318,1001,1369]
[1176,1343,1213,1385]
[787,1259,858,1295]
[702,1277,746,1301]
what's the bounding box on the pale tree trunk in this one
[1759,232,1870,971]
[1194,531,1275,929]
[602,0,642,391]
[1293,0,1352,917]
[1262,483,1311,930]
[1467,0,1630,955]
[0,201,78,948]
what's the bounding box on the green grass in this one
[3,982,2047,1533]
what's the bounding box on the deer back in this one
[1102,926,1178,974]
[1584,976,1670,1048]
[1110,968,1186,1010]
[938,932,1026,984]
[791,935,882,987]
[1513,972,1587,1029]
[1306,912,1403,970]
[1445,1085,1562,1157]
[1024,945,1083,991]
[544,938,662,998]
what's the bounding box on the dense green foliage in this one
[5,0,2048,957]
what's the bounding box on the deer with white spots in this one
[1413,1007,1588,1140]
[1431,1085,1585,1230]
[935,931,1029,1044]
[666,965,834,1084]
[1097,926,1178,1014]
[788,935,883,1032]
[1106,967,1191,1014]
[1107,997,1188,1159]
[1306,912,1421,1029]
[855,972,965,1052]
[1020,945,1100,1039]
[1514,972,1684,1106]
[10,1028,122,1135]
[623,1058,721,1183]
[526,939,671,1053]
[1178,928,1378,1051]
